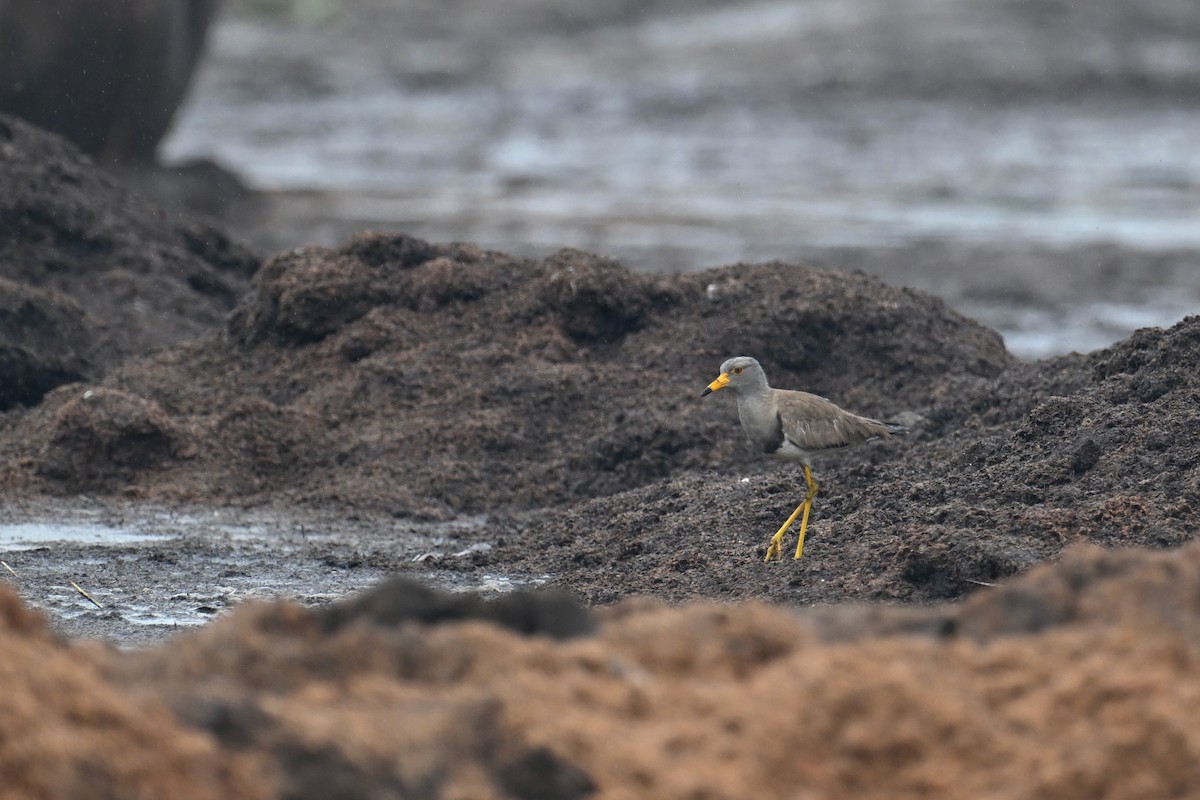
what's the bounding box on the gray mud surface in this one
[0,500,507,647]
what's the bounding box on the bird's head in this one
[701,356,765,396]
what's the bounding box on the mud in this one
[0,114,257,408]
[2,1,1200,794]
[2,109,1200,629]
[0,500,509,648]
[0,239,1006,514]
[4,217,1198,619]
[489,309,1200,606]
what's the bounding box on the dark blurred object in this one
[0,0,219,163]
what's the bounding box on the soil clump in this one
[2,236,1010,521]
[2,166,1198,612]
[1,542,1199,799]
[0,114,258,409]
[3,205,1196,611]
[494,311,1200,605]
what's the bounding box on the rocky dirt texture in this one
[1,236,1008,512]
[4,541,1200,799]
[491,313,1200,606]
[0,114,258,410]
[3,209,1197,612]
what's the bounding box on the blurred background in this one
[3,0,1199,358]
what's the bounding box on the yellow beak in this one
[701,372,730,397]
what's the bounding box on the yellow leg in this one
[765,499,807,562]
[764,465,820,562]
[793,499,814,560]
[794,467,819,560]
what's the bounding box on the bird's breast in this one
[736,396,785,455]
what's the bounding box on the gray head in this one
[701,356,770,397]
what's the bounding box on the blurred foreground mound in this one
[4,541,1199,799]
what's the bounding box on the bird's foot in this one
[764,534,784,562]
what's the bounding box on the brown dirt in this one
[2,541,1199,799]
[488,313,1200,605]
[5,210,1198,612]
[2,237,1010,516]
[0,588,267,800]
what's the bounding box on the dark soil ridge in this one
[487,311,1200,606]
[0,114,259,409]
[3,224,1197,611]
[2,233,1011,516]
[1,115,1197,612]
[488,312,1200,605]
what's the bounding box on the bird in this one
[701,356,907,561]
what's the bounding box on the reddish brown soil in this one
[3,111,1200,798]
[4,541,1200,799]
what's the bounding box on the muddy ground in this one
[3,0,1200,794]
[5,211,1198,635]
[2,114,1200,798]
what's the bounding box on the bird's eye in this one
[732,367,744,375]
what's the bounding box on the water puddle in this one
[0,523,173,552]
[123,603,209,628]
[0,504,532,647]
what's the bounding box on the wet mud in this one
[5,210,1197,616]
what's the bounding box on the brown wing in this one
[775,390,899,451]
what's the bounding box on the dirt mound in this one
[0,114,259,398]
[0,585,268,800]
[487,313,1200,604]
[0,542,1182,799]
[0,233,1011,516]
[0,278,92,410]
[32,386,194,493]
[1,216,1196,615]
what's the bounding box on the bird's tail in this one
[884,422,909,435]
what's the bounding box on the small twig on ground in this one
[71,581,103,609]
[1,561,16,577]
[965,578,998,587]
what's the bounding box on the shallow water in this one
[0,502,521,647]
[0,522,171,551]
[168,22,1200,253]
